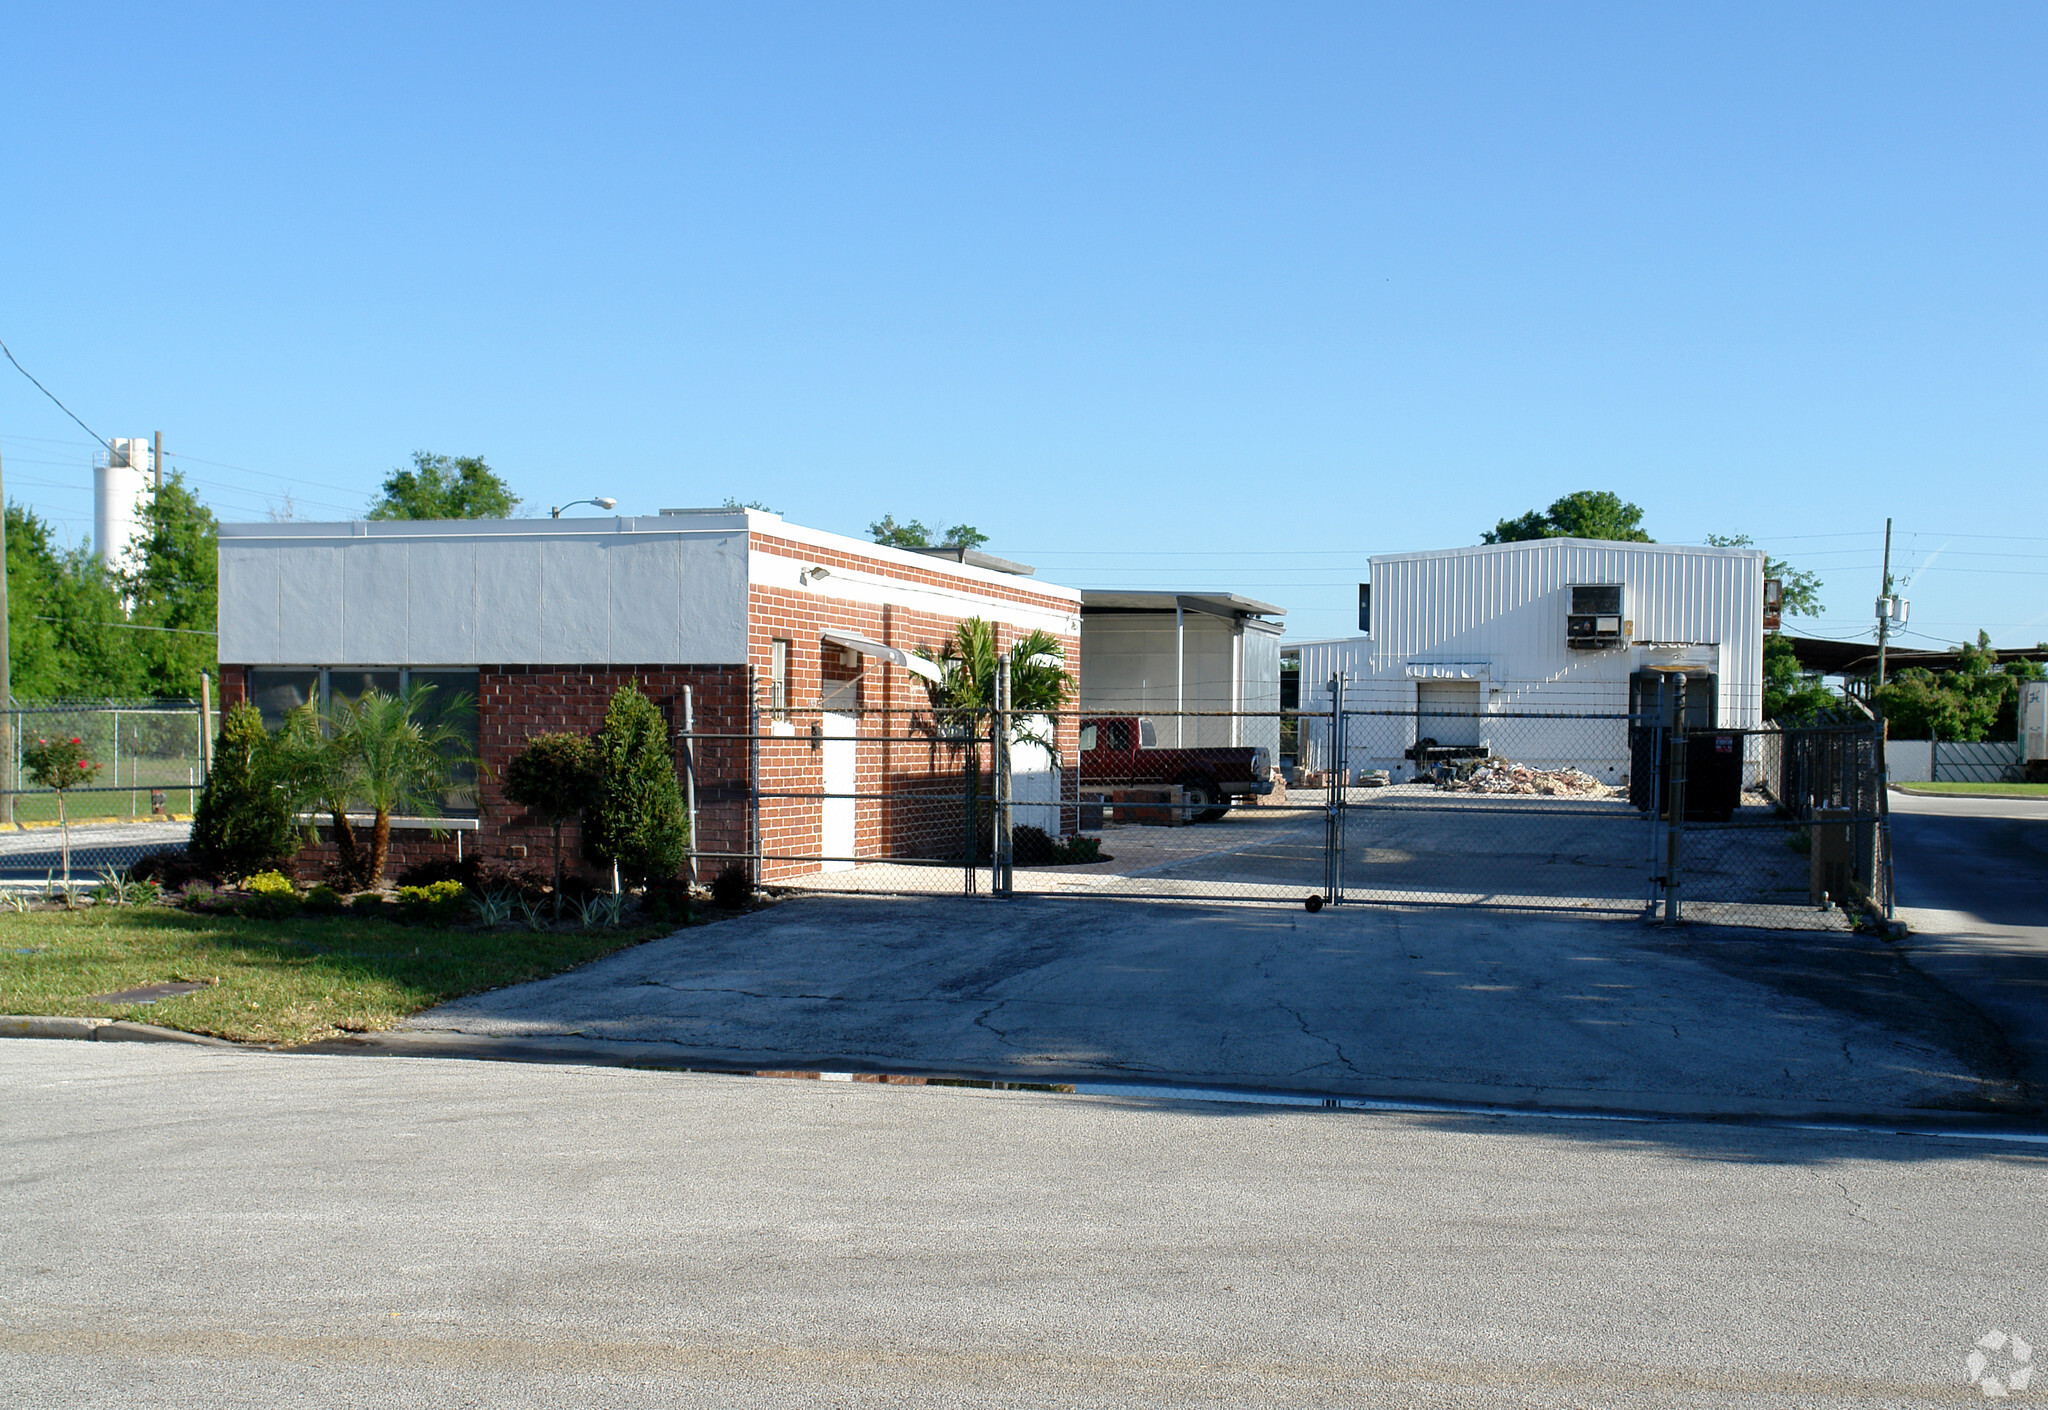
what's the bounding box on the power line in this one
[32,616,216,637]
[0,338,110,453]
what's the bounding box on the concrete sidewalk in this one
[391,892,2021,1117]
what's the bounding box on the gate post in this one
[993,657,1014,897]
[1663,672,1687,924]
[1324,673,1346,906]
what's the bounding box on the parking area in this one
[779,784,1830,928]
[394,890,2018,1116]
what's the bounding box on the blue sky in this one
[3,3,2043,646]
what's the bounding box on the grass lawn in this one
[1893,781,2048,798]
[0,908,677,1046]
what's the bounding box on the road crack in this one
[1278,1002,1361,1076]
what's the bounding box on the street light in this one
[551,496,617,518]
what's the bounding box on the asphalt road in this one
[3,1041,2043,1408]
[1888,789,2048,1095]
[0,819,188,882]
[388,891,2020,1117]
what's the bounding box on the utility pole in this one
[1875,517,1893,693]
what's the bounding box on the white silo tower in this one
[93,438,154,576]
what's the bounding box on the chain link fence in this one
[0,699,210,883]
[725,692,1891,934]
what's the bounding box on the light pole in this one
[551,497,617,518]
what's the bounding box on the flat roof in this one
[1080,591,1285,618]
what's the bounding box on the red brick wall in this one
[744,573,1081,883]
[218,664,751,887]
[215,529,1085,888]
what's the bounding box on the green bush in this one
[350,892,391,917]
[192,702,299,880]
[504,732,601,907]
[244,870,297,897]
[303,885,345,914]
[396,879,468,926]
[585,683,691,885]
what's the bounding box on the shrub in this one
[585,684,690,886]
[238,892,300,921]
[244,870,297,898]
[350,892,391,916]
[396,879,468,926]
[191,702,299,881]
[304,885,345,914]
[1047,833,1104,865]
[710,864,752,910]
[128,848,216,891]
[504,732,601,907]
[640,877,692,927]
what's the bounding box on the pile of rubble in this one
[1435,757,1617,798]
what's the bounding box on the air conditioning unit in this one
[1567,584,1624,650]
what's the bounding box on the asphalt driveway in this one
[395,892,2022,1117]
[1889,787,2048,1091]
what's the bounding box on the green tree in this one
[911,619,1072,859]
[586,683,690,886]
[1761,634,1837,725]
[1874,631,2037,741]
[324,686,474,887]
[191,701,298,880]
[368,452,519,520]
[1705,534,1823,618]
[123,470,219,697]
[504,731,602,910]
[1483,491,1652,545]
[869,515,989,551]
[3,503,141,698]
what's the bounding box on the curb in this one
[289,1028,2048,1132]
[0,1015,240,1047]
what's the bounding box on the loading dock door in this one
[1417,681,1484,747]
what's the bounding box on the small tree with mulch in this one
[504,731,601,914]
[23,734,102,895]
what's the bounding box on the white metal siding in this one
[1287,538,1763,780]
[218,519,751,666]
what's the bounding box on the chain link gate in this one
[722,677,1890,932]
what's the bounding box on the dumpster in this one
[1630,729,1743,821]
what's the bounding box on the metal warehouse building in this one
[1287,537,1766,787]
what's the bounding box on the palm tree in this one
[919,617,1071,740]
[914,619,1072,859]
[323,686,473,889]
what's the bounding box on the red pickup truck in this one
[1077,715,1274,823]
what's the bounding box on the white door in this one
[821,712,857,872]
[1416,681,1483,747]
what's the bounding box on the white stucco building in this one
[1287,538,1766,785]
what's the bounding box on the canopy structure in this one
[821,630,945,684]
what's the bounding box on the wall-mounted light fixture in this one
[799,565,832,586]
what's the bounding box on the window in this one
[243,666,480,815]
[769,639,790,719]
[1358,583,1371,633]
[1079,723,1099,752]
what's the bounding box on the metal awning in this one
[822,630,945,684]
